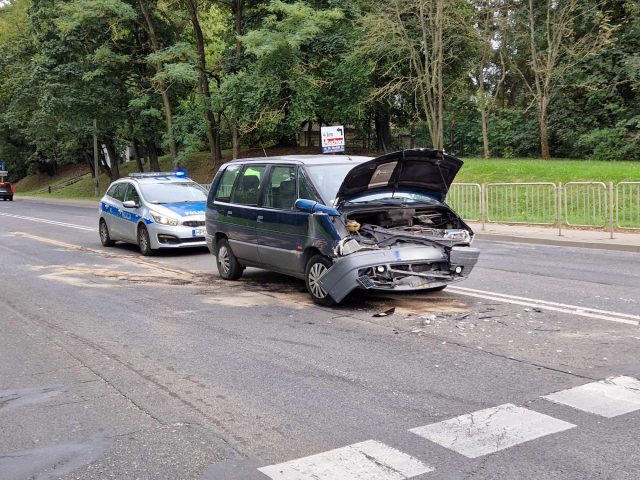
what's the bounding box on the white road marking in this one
[257,440,433,480]
[0,212,95,232]
[448,286,639,326]
[542,376,640,418]
[409,403,576,459]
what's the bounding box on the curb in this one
[475,232,640,253]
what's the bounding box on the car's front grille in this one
[182,220,205,227]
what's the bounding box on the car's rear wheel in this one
[305,255,336,306]
[137,225,154,256]
[99,219,115,247]
[216,238,243,280]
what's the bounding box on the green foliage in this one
[1,0,639,187]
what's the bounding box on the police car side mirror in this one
[123,200,139,209]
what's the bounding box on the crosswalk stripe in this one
[257,440,433,480]
[542,376,640,418]
[409,403,576,459]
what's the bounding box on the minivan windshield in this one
[140,182,207,204]
[304,164,356,205]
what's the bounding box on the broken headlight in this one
[443,229,471,244]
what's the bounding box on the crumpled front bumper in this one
[318,245,480,303]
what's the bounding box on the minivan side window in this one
[231,165,266,206]
[264,166,296,210]
[215,165,241,202]
[299,168,322,203]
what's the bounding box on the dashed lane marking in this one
[542,375,640,418]
[409,403,576,459]
[0,212,95,232]
[257,440,433,480]
[448,285,640,326]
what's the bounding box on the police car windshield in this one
[140,182,207,204]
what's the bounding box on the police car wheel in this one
[137,225,154,256]
[216,238,243,280]
[99,219,115,247]
[305,255,336,306]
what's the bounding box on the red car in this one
[0,182,14,201]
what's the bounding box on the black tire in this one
[137,225,154,256]
[216,238,243,280]
[99,219,115,247]
[9,197,13,201]
[305,254,336,306]
[426,285,447,292]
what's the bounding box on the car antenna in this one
[261,144,268,157]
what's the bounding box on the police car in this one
[99,171,208,255]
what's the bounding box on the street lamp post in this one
[93,119,99,197]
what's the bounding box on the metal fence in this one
[448,181,640,236]
[617,182,640,230]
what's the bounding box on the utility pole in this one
[93,118,99,196]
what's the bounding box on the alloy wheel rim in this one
[139,229,148,250]
[219,246,230,275]
[308,263,328,299]
[100,223,108,242]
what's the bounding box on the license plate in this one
[192,228,205,237]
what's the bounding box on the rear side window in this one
[231,165,266,205]
[215,165,241,202]
[264,166,296,210]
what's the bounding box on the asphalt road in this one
[1,197,639,480]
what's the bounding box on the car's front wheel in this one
[305,255,336,306]
[99,219,115,247]
[137,225,154,256]
[216,238,243,280]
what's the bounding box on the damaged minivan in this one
[205,149,479,305]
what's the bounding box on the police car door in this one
[121,183,143,242]
[105,182,127,239]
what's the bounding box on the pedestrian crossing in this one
[257,375,640,479]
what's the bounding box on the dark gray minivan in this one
[205,149,479,305]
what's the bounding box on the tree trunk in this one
[232,126,239,159]
[480,106,490,159]
[374,106,392,152]
[230,0,244,160]
[138,0,178,168]
[186,0,220,165]
[104,141,120,181]
[146,141,161,171]
[539,98,550,159]
[132,139,144,172]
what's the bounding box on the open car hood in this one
[335,149,463,206]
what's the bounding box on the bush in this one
[576,127,640,161]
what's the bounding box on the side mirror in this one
[294,198,340,217]
[122,200,139,209]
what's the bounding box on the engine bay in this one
[340,206,473,253]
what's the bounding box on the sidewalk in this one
[469,222,640,253]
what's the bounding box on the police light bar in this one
[128,171,188,178]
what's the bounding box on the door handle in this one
[226,210,233,215]
[257,215,264,223]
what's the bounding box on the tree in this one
[513,0,614,158]
[359,0,473,150]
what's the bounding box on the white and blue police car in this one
[99,171,208,255]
